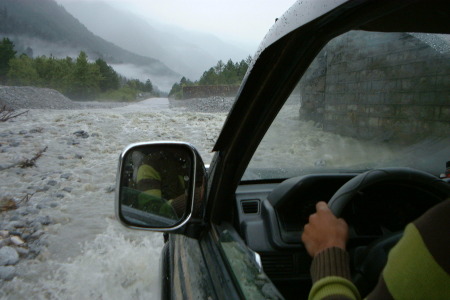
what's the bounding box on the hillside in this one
[61,0,249,80]
[0,0,180,91]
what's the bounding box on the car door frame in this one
[162,0,450,298]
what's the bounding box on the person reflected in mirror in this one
[302,199,450,300]
[134,150,188,219]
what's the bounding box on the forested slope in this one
[0,0,178,77]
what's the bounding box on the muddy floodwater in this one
[0,98,226,299]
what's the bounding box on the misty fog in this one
[110,63,178,92]
[61,1,250,81]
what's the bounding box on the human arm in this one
[167,194,186,216]
[303,199,450,300]
[302,202,360,300]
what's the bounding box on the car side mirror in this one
[115,142,206,231]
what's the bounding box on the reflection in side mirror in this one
[115,142,203,230]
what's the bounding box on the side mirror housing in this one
[115,142,207,233]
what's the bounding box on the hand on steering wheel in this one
[327,167,450,297]
[301,201,348,257]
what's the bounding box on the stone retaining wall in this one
[298,32,450,143]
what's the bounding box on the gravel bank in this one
[0,86,236,112]
[169,96,235,113]
[0,86,131,110]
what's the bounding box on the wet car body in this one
[116,0,450,299]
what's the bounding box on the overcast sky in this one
[57,0,297,53]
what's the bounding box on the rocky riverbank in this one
[0,127,105,281]
[0,193,54,280]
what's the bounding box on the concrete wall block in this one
[369,81,387,92]
[325,104,337,112]
[435,60,450,75]
[385,52,409,64]
[418,92,437,106]
[401,105,438,120]
[327,62,347,75]
[368,117,379,127]
[370,69,390,81]
[386,80,400,91]
[396,106,416,119]
[370,104,396,116]
[426,92,448,105]
[418,60,442,76]
[327,93,356,104]
[384,66,407,79]
[316,77,326,90]
[378,117,397,128]
[363,93,384,105]
[377,104,391,115]
[358,118,369,127]
[347,104,358,111]
[439,106,450,121]
[385,93,420,105]
[346,82,361,92]
[432,121,450,137]
[327,84,347,93]
[435,75,450,88]
[401,79,414,91]
[399,63,422,76]
[438,92,450,106]
[346,59,367,72]
[345,71,359,82]
[415,76,437,91]
[357,105,370,114]
[398,93,415,105]
[325,74,339,85]
[325,114,334,121]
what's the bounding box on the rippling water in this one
[0,98,226,299]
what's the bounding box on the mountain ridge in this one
[0,0,181,91]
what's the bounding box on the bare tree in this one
[0,105,28,122]
[0,147,48,170]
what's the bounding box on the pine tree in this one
[144,79,153,93]
[0,38,17,82]
[68,51,101,99]
[95,58,119,92]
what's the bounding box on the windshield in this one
[245,31,450,181]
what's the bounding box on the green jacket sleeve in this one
[367,200,450,300]
[136,164,161,197]
[309,247,361,300]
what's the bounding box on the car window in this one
[244,30,450,181]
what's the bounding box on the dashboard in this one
[235,173,446,285]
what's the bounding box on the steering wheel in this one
[328,167,450,296]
